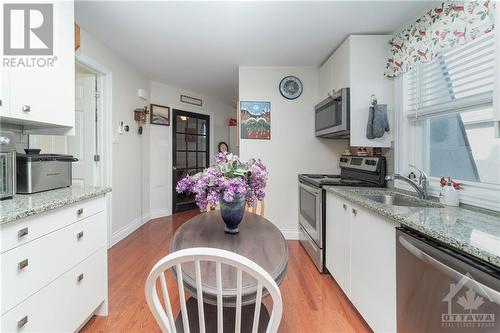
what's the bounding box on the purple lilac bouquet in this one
[176,153,268,211]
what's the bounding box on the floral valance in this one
[385,0,496,78]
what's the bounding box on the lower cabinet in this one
[325,191,397,332]
[0,196,108,331]
[1,248,106,332]
[325,191,351,296]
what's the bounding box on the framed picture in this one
[240,101,271,140]
[150,104,170,126]
[180,95,202,107]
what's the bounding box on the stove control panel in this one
[339,155,380,172]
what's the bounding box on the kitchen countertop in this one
[323,186,500,268]
[0,186,112,225]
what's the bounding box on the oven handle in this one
[299,181,321,195]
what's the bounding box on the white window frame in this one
[395,72,500,211]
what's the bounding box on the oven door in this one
[298,181,322,247]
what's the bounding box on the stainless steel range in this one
[298,155,386,272]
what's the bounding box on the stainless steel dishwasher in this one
[397,228,500,333]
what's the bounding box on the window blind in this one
[407,32,496,119]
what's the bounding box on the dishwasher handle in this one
[397,230,500,304]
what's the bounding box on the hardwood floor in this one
[81,210,371,333]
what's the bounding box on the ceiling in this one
[75,1,435,104]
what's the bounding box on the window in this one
[404,33,500,186]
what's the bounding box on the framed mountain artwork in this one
[240,101,271,140]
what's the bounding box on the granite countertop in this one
[323,186,500,268]
[0,186,112,225]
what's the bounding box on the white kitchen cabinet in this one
[325,191,351,296]
[0,196,108,330]
[0,72,9,117]
[350,202,397,333]
[319,38,351,100]
[0,1,74,131]
[319,35,393,147]
[325,191,397,333]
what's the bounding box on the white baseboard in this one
[109,208,173,248]
[150,207,171,219]
[280,228,300,240]
[109,215,145,248]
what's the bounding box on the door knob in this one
[22,105,31,112]
[172,166,177,170]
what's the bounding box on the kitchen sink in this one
[360,193,444,208]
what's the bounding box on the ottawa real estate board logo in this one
[441,273,496,329]
[3,3,57,68]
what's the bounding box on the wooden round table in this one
[170,211,288,306]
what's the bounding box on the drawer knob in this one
[22,105,31,112]
[352,208,358,216]
[18,315,28,328]
[18,258,29,270]
[77,273,84,283]
[342,204,347,210]
[77,231,84,240]
[76,208,84,216]
[18,227,29,238]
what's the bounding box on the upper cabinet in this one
[0,2,74,133]
[319,35,393,147]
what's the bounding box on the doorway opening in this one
[172,109,210,212]
[29,63,102,186]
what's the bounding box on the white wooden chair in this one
[145,247,283,333]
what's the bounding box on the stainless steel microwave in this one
[315,88,350,138]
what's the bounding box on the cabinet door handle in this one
[76,208,84,216]
[18,227,29,238]
[18,258,29,270]
[342,204,347,210]
[77,273,84,283]
[22,105,31,112]
[18,315,28,328]
[352,208,358,216]
[77,231,84,240]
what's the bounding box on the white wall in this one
[76,29,151,241]
[239,66,347,238]
[149,81,235,217]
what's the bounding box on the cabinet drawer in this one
[1,196,105,253]
[1,212,106,314]
[1,248,107,333]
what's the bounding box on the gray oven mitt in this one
[366,104,390,139]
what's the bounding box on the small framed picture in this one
[180,95,203,107]
[240,101,271,140]
[150,104,170,126]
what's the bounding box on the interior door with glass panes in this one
[172,109,210,212]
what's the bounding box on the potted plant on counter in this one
[176,153,267,234]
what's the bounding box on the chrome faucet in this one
[385,165,429,199]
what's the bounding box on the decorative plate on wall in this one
[279,76,303,100]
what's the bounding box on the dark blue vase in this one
[219,194,246,234]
